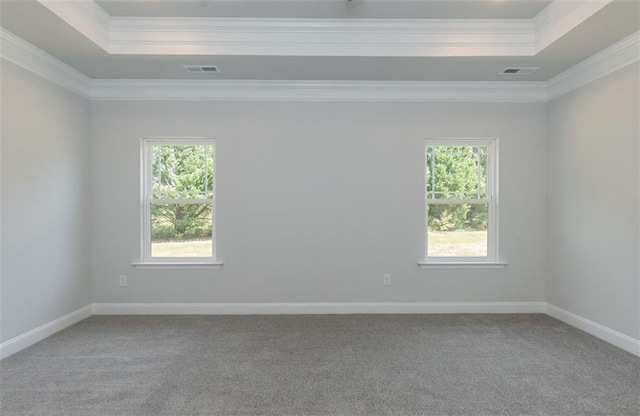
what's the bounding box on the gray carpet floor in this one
[1,314,639,416]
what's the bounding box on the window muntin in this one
[142,138,215,262]
[425,139,497,262]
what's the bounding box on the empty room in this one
[1,0,639,415]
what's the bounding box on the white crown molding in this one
[533,0,610,53]
[37,0,110,51]
[90,79,548,102]
[547,31,640,100]
[0,28,91,98]
[107,17,534,57]
[3,27,639,103]
[36,0,611,58]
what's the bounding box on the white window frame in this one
[421,138,501,267]
[136,137,221,268]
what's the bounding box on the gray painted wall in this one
[5,48,637,348]
[547,63,640,339]
[1,61,92,342]
[91,101,547,304]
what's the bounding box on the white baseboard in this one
[545,304,640,357]
[4,302,637,359]
[0,304,93,360]
[92,301,546,315]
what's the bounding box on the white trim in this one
[37,0,110,51]
[2,303,637,358]
[92,301,546,315]
[87,30,640,102]
[545,304,640,357]
[533,0,611,53]
[107,17,534,57]
[0,305,92,360]
[35,0,610,58]
[418,262,507,269]
[88,302,640,357]
[132,262,224,270]
[424,138,498,263]
[91,80,548,102]
[2,25,638,103]
[140,138,217,264]
[0,28,91,98]
[547,31,640,100]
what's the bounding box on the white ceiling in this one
[0,0,638,81]
[95,0,552,20]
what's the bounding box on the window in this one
[424,139,498,263]
[141,138,216,263]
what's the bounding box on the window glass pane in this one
[426,145,487,200]
[152,145,214,199]
[151,203,213,257]
[427,203,488,257]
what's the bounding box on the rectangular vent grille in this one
[500,67,539,75]
[184,65,220,74]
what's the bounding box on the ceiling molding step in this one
[533,0,611,53]
[107,18,534,57]
[2,27,637,103]
[90,79,548,102]
[0,28,92,98]
[36,0,611,58]
[547,30,640,100]
[38,0,110,51]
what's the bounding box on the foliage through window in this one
[425,139,497,261]
[142,139,215,261]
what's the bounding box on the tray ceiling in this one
[0,0,638,81]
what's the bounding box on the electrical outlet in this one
[119,275,127,287]
[383,274,392,286]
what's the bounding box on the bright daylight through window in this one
[142,138,215,262]
[425,139,497,262]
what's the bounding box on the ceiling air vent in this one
[500,67,539,75]
[183,65,220,74]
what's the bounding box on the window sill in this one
[132,261,224,270]
[417,261,507,270]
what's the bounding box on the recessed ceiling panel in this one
[1,0,638,81]
[95,0,552,20]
